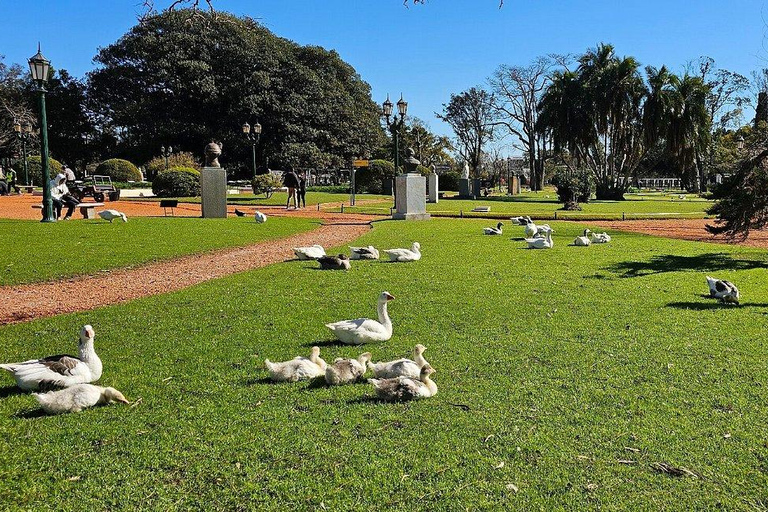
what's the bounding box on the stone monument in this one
[392,148,430,221]
[459,161,471,198]
[201,141,227,218]
[427,163,439,204]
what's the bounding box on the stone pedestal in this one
[201,167,227,218]
[427,173,439,203]
[473,178,482,199]
[508,174,521,195]
[392,173,430,221]
[459,178,471,198]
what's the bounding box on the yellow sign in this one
[353,159,369,167]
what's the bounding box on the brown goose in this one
[368,364,437,402]
[318,254,351,270]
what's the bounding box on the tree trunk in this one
[595,181,626,200]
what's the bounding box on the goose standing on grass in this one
[587,229,611,243]
[384,242,421,262]
[0,325,102,391]
[254,211,267,223]
[325,291,395,345]
[524,220,538,238]
[98,210,127,223]
[349,246,380,260]
[293,245,326,260]
[368,344,428,379]
[573,229,591,246]
[35,384,129,415]
[318,254,351,270]
[525,226,554,249]
[325,353,372,385]
[368,364,437,402]
[483,222,504,235]
[264,346,327,382]
[706,276,741,305]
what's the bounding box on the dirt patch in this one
[592,219,768,249]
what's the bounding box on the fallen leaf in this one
[495,461,505,469]
[67,476,81,482]
[506,483,519,493]
[483,434,495,443]
[617,459,637,465]
[624,447,640,453]
[723,433,731,439]
[584,483,598,491]
[162,376,173,383]
[650,462,699,478]
[130,397,143,408]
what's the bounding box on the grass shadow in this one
[302,339,351,348]
[0,385,24,398]
[667,301,768,310]
[243,377,274,386]
[346,395,381,405]
[12,408,48,419]
[607,253,768,278]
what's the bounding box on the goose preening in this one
[573,229,591,246]
[293,245,326,260]
[324,353,372,385]
[0,325,102,391]
[483,222,504,235]
[264,346,327,382]
[524,220,538,238]
[98,210,127,223]
[525,226,554,249]
[368,364,437,402]
[254,211,267,223]
[318,254,351,270]
[384,242,421,262]
[586,229,611,243]
[35,384,129,415]
[535,224,551,237]
[349,246,380,260]
[706,276,740,305]
[367,344,428,379]
[510,216,532,226]
[325,291,395,345]
[234,208,246,217]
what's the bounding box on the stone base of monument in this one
[427,173,439,203]
[201,167,227,218]
[459,178,471,198]
[392,173,430,221]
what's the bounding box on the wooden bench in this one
[32,202,104,219]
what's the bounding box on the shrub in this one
[144,151,201,179]
[12,156,63,186]
[252,173,283,197]
[95,158,142,182]
[151,166,201,197]
[355,159,395,194]
[439,170,460,192]
[415,164,432,176]
[307,185,349,194]
[551,168,594,204]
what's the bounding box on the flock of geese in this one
[484,216,611,250]
[292,242,421,270]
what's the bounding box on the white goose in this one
[293,245,326,260]
[324,352,372,385]
[264,346,327,382]
[524,220,538,238]
[368,344,428,379]
[535,224,551,237]
[0,325,102,391]
[706,276,740,305]
[587,229,611,243]
[384,242,421,262]
[35,384,129,415]
[525,226,554,249]
[368,364,437,402]
[254,210,267,223]
[483,222,504,235]
[98,210,127,223]
[573,229,591,246]
[325,291,395,345]
[510,216,532,226]
[349,246,380,260]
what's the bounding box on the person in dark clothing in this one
[283,169,299,209]
[297,171,307,209]
[5,168,21,194]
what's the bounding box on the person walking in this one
[297,171,307,209]
[49,173,79,220]
[283,168,299,209]
[5,167,21,194]
[63,164,76,185]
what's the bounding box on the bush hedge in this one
[439,170,460,192]
[251,173,283,196]
[551,168,594,204]
[144,152,201,179]
[95,159,142,182]
[12,156,63,186]
[355,159,395,194]
[151,166,201,197]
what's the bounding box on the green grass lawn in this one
[1,219,767,509]
[0,216,317,286]
[131,191,389,207]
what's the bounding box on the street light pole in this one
[242,122,262,179]
[381,94,408,176]
[13,121,32,185]
[28,44,54,222]
[160,145,173,172]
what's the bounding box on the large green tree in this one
[88,10,384,171]
[437,87,495,179]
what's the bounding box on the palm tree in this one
[666,75,711,192]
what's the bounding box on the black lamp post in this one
[160,145,173,173]
[13,120,32,185]
[242,122,262,178]
[737,135,745,151]
[29,44,54,222]
[382,94,408,175]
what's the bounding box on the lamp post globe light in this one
[242,121,262,178]
[13,120,32,186]
[160,145,173,172]
[382,94,408,176]
[737,135,745,151]
[29,44,54,222]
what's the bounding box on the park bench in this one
[160,199,178,216]
[32,202,104,219]
[471,206,491,213]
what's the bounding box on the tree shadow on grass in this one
[243,377,274,386]
[346,395,381,405]
[13,408,47,419]
[0,386,24,399]
[607,253,768,278]
[301,339,349,348]
[666,301,768,310]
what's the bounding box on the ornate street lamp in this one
[29,44,54,222]
[13,120,32,186]
[160,145,173,172]
[737,135,745,150]
[243,121,262,178]
[382,94,408,175]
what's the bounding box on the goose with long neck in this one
[525,227,553,249]
[0,325,102,391]
[368,364,438,401]
[325,291,395,345]
[368,344,429,379]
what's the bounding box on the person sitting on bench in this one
[49,173,79,220]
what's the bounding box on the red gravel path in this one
[592,219,768,249]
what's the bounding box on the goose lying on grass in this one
[706,276,740,305]
[384,242,421,262]
[254,211,267,223]
[318,254,351,270]
[535,224,551,237]
[483,222,504,235]
[264,346,327,382]
[573,229,591,246]
[325,353,372,385]
[349,246,380,260]
[35,384,129,415]
[368,364,437,402]
[525,226,554,249]
[98,210,127,223]
[510,216,531,226]
[293,245,326,260]
[325,291,395,345]
[586,229,611,243]
[368,344,428,379]
[0,325,102,391]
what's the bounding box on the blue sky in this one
[2,0,766,151]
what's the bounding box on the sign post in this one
[351,160,368,207]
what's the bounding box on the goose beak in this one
[385,293,395,301]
